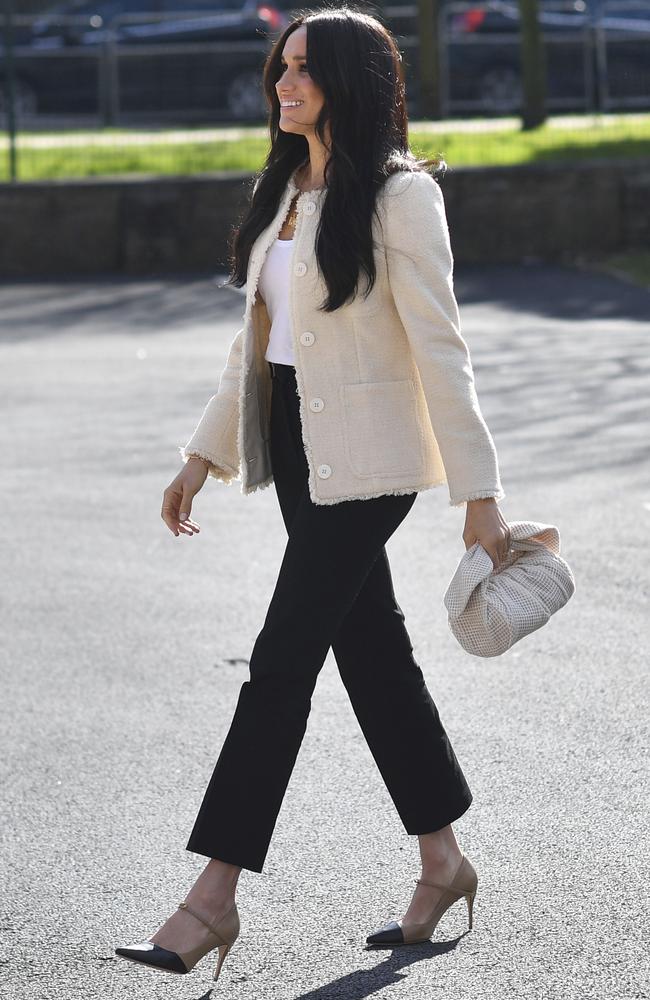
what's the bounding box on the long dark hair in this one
[224,5,444,313]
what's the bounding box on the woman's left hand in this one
[463,498,511,571]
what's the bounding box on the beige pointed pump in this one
[366,853,478,946]
[115,898,240,980]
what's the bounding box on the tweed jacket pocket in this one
[340,379,425,478]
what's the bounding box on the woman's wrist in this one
[187,454,211,469]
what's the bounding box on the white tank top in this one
[259,237,295,366]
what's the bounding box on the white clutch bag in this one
[443,520,576,658]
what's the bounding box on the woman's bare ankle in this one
[417,824,463,875]
[189,858,242,908]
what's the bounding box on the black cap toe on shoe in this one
[114,942,189,974]
[366,920,405,946]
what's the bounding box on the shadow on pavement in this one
[455,262,650,323]
[0,274,244,343]
[291,933,468,1000]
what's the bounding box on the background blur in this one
[2,0,649,182]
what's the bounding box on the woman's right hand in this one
[161,456,210,537]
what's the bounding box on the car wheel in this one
[479,65,522,114]
[0,77,38,121]
[226,71,266,120]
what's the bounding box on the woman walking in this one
[115,6,510,981]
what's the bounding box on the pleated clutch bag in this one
[443,521,576,658]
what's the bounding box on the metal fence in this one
[2,3,649,126]
[1,3,649,182]
[0,9,277,127]
[387,0,650,115]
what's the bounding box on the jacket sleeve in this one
[380,170,505,507]
[177,326,243,484]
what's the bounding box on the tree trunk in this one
[417,0,442,119]
[519,0,547,128]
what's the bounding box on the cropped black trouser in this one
[186,361,472,873]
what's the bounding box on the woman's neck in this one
[295,158,326,193]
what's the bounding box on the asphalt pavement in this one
[1,263,648,1000]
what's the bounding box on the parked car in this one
[446,0,650,112]
[3,0,649,121]
[0,0,291,122]
[383,0,650,113]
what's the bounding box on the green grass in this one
[412,120,650,167]
[585,250,650,290]
[2,139,271,181]
[2,118,649,182]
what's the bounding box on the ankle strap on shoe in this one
[415,878,468,898]
[178,900,234,938]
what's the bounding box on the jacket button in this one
[317,463,332,479]
[303,201,316,215]
[294,261,307,276]
[300,331,315,346]
[309,397,324,412]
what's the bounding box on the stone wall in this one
[1,160,648,277]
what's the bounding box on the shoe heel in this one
[213,942,231,982]
[466,890,476,930]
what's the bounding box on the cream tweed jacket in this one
[179,164,505,507]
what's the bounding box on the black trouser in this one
[186,361,472,873]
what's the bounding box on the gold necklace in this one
[285,166,325,231]
[286,198,299,230]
